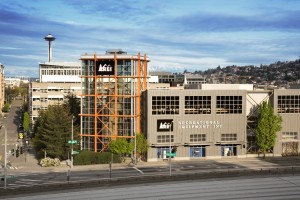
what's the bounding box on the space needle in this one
[44,34,56,62]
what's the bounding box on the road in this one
[0,99,24,165]
[2,156,300,190]
[3,175,300,200]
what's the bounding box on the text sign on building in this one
[157,119,173,132]
[96,60,115,75]
[178,120,222,129]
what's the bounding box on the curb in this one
[1,166,300,197]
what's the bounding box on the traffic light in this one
[18,132,24,139]
[171,147,177,153]
[20,146,24,154]
[16,149,19,158]
[11,149,15,156]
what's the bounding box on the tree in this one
[109,138,134,162]
[63,93,80,126]
[5,86,19,103]
[23,112,30,133]
[2,103,10,112]
[134,133,149,161]
[33,104,72,160]
[256,101,282,158]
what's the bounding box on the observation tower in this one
[80,49,149,152]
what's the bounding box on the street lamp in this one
[169,121,173,176]
[1,124,8,189]
[134,131,137,165]
[71,117,74,168]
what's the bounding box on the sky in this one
[1,0,300,77]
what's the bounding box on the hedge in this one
[73,151,121,165]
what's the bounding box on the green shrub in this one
[73,151,121,165]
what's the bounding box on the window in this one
[221,133,237,141]
[277,95,300,113]
[216,96,242,114]
[152,96,179,115]
[32,105,41,111]
[185,96,211,114]
[40,98,48,102]
[190,134,206,142]
[190,146,206,157]
[157,135,174,143]
[282,132,298,140]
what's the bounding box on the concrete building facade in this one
[29,61,81,124]
[141,84,300,161]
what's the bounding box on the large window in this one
[157,135,174,143]
[216,96,242,114]
[277,95,300,113]
[185,96,211,114]
[152,96,179,115]
[190,134,206,142]
[282,132,298,141]
[221,133,237,141]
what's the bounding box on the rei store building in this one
[141,84,300,161]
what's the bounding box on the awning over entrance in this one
[150,143,181,147]
[215,141,245,145]
[184,142,212,146]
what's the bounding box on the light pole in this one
[169,121,173,176]
[71,117,74,168]
[2,125,7,189]
[134,131,137,165]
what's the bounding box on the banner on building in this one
[96,60,115,75]
[157,119,173,132]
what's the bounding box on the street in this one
[0,99,24,167]
[3,175,300,200]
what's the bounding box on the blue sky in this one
[1,0,300,77]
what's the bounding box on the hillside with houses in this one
[191,59,300,88]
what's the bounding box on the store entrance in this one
[221,145,237,157]
[282,142,298,156]
[190,146,206,157]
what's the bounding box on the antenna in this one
[44,34,56,62]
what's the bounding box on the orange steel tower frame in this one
[80,50,149,152]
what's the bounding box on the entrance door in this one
[221,145,237,156]
[282,142,298,156]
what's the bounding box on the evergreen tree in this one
[63,93,81,147]
[63,93,80,126]
[33,104,72,160]
[256,101,282,158]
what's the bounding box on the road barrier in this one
[1,166,300,196]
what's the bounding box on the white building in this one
[29,61,82,124]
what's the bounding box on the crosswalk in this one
[2,172,65,189]
[1,138,20,146]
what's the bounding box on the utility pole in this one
[71,117,74,168]
[169,121,173,177]
[135,132,137,165]
[4,125,7,189]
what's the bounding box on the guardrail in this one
[1,166,300,196]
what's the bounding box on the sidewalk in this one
[7,154,169,174]
[7,152,300,174]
